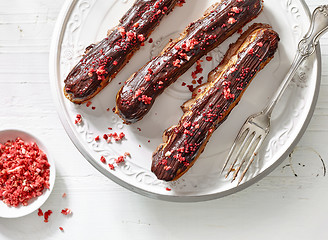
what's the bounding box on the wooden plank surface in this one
[0,1,327,239]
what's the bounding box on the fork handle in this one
[262,5,328,116]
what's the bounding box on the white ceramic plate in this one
[50,0,321,201]
[0,129,56,218]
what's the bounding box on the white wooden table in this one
[0,1,327,239]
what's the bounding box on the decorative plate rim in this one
[49,0,321,202]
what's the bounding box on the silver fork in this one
[221,5,328,185]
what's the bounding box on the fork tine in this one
[224,128,253,178]
[231,131,258,181]
[221,127,249,173]
[237,135,265,184]
[225,130,250,177]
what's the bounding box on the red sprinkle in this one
[59,227,64,231]
[166,187,172,191]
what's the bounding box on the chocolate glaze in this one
[151,23,280,181]
[64,0,180,103]
[116,0,264,124]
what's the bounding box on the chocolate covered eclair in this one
[116,0,264,124]
[151,23,280,181]
[64,0,182,104]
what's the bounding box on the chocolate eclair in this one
[64,0,182,104]
[116,0,264,124]
[151,23,280,181]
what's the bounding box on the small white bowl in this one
[0,129,56,218]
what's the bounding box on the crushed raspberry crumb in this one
[0,138,50,207]
[118,26,126,38]
[228,17,237,24]
[187,85,194,92]
[126,31,136,41]
[88,68,96,77]
[75,114,82,124]
[166,187,172,191]
[206,56,213,61]
[108,163,115,170]
[173,59,181,67]
[248,48,254,55]
[222,81,235,100]
[257,42,263,47]
[44,210,52,223]
[231,7,241,13]
[197,76,204,84]
[38,208,43,216]
[103,132,125,143]
[138,95,152,104]
[115,156,125,164]
[177,0,185,7]
[62,193,67,198]
[96,65,107,81]
[95,136,100,141]
[191,60,203,79]
[100,156,106,163]
[86,101,92,107]
[61,208,72,215]
[137,34,145,42]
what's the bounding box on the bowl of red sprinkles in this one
[0,129,56,218]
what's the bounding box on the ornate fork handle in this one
[299,5,328,56]
[262,5,328,116]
